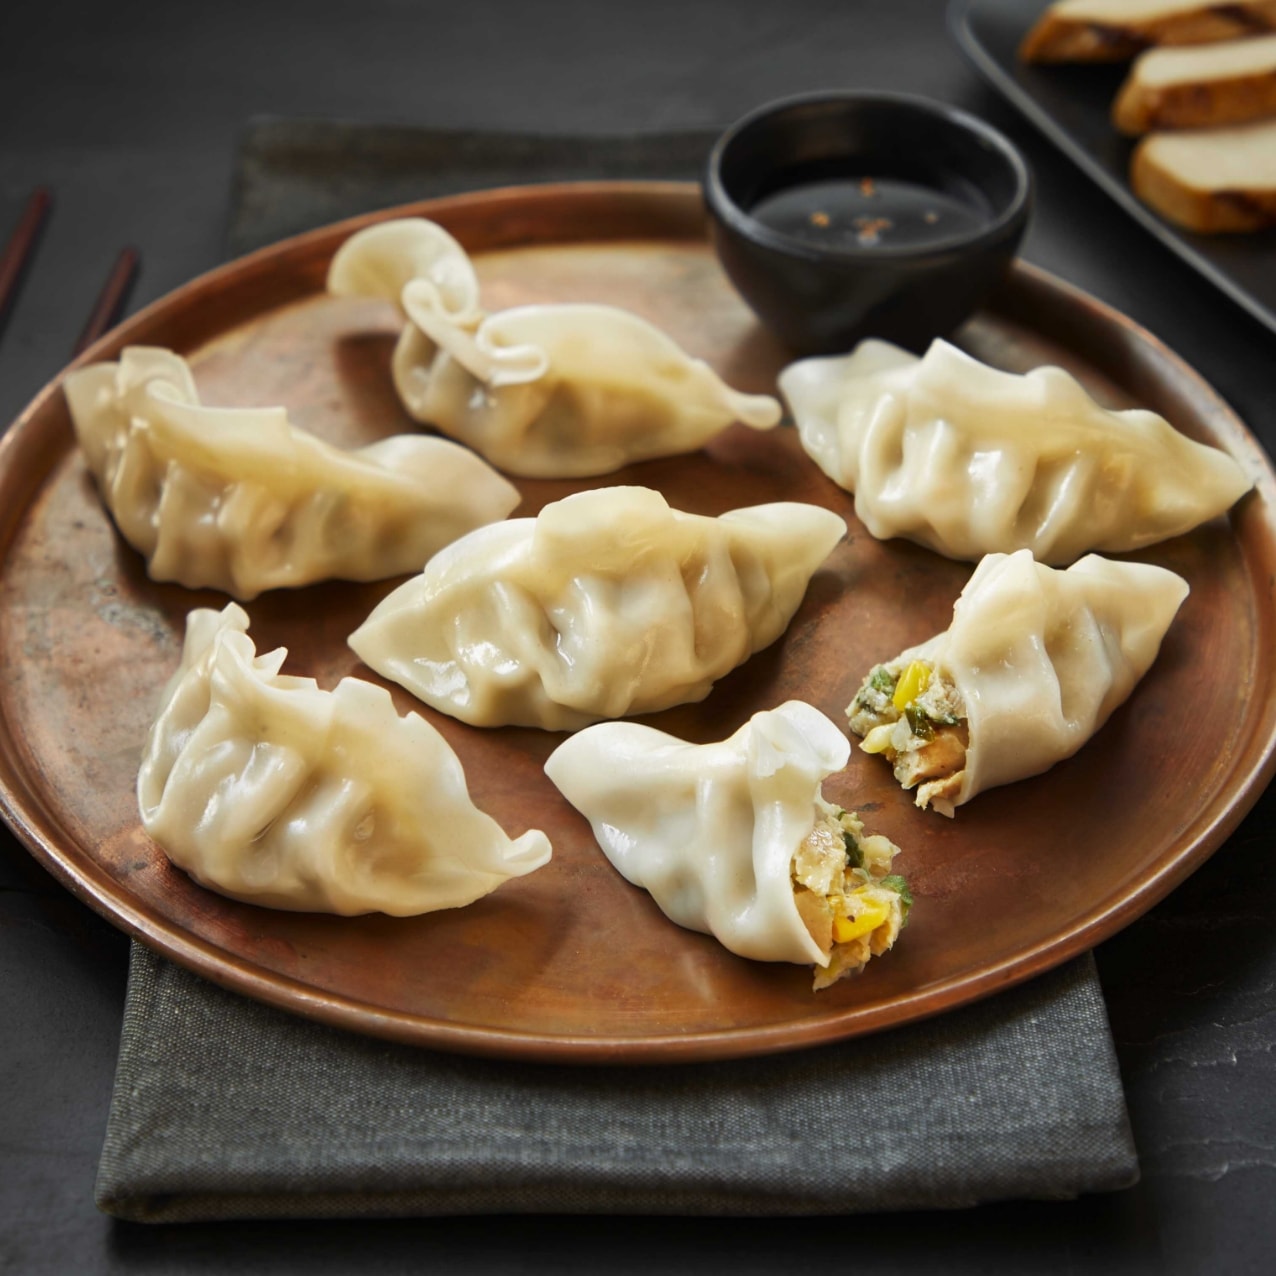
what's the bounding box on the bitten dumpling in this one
[349,486,847,730]
[65,346,520,599]
[545,700,912,989]
[137,604,551,914]
[780,337,1251,565]
[847,550,1190,816]
[327,217,782,477]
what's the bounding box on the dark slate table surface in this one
[2,1,1274,1271]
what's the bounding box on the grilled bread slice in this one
[1131,118,1276,230]
[1114,33,1276,132]
[1021,0,1276,63]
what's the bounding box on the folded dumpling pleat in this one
[545,701,911,986]
[327,217,782,478]
[327,216,482,327]
[65,347,520,600]
[848,550,1190,815]
[781,337,1251,564]
[349,486,847,730]
[138,604,551,914]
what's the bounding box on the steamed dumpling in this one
[65,346,520,600]
[780,337,1251,564]
[137,604,551,914]
[327,217,782,477]
[545,700,911,989]
[349,486,847,730]
[847,550,1190,815]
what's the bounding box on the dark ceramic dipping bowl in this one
[704,92,1032,354]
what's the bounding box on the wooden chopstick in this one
[72,246,140,356]
[0,187,53,342]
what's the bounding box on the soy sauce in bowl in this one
[751,176,990,251]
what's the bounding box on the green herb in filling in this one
[842,830,864,869]
[869,666,896,694]
[881,874,914,923]
[904,704,934,739]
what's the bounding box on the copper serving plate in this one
[1,182,1274,1064]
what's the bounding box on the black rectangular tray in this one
[949,0,1276,339]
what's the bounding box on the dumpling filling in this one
[847,659,970,818]
[790,799,912,990]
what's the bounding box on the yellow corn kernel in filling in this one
[832,903,890,944]
[892,660,931,711]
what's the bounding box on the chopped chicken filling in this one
[790,798,912,990]
[847,658,969,818]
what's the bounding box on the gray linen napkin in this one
[98,945,1135,1221]
[95,119,1139,1221]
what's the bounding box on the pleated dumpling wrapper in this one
[327,217,782,478]
[138,604,551,914]
[780,337,1251,565]
[847,550,1190,816]
[64,346,520,600]
[545,700,912,990]
[349,486,847,731]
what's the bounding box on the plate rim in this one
[2,179,1275,1064]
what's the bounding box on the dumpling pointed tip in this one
[730,390,784,430]
[506,829,554,874]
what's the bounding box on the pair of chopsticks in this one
[0,187,140,356]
